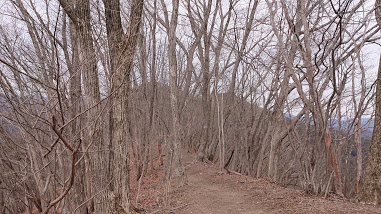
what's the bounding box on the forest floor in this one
[131,151,381,214]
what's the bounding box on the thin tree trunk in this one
[167,0,185,186]
[149,0,158,172]
[354,121,362,195]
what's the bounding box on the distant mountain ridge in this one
[359,118,374,139]
[339,118,374,139]
[285,113,374,139]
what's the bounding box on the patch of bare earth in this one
[132,152,381,214]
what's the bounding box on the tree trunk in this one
[325,128,343,196]
[361,53,381,205]
[103,0,144,212]
[360,0,381,205]
[75,1,105,212]
[167,0,185,186]
[65,17,87,214]
[354,121,362,195]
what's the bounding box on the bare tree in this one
[1,1,380,213]
[159,0,186,186]
[361,0,381,205]
[102,0,144,212]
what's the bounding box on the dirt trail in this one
[167,155,381,214]
[132,153,381,214]
[179,162,268,214]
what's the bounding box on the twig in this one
[169,203,192,212]
[45,142,80,213]
[324,171,334,198]
[136,171,144,206]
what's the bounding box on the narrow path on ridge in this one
[166,153,381,214]
[179,161,268,214]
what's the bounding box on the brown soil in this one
[132,152,381,214]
